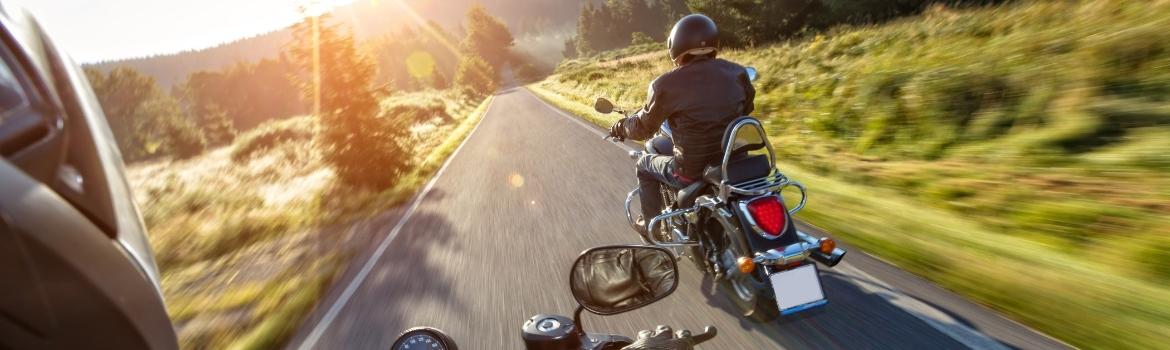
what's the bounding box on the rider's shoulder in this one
[712,58,747,70]
[648,73,670,91]
[655,66,689,86]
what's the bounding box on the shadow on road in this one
[685,266,971,349]
[311,195,470,348]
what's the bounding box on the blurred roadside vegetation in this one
[88,5,515,349]
[564,0,1007,58]
[535,0,1170,348]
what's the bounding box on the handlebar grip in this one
[691,326,717,345]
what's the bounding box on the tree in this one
[430,68,450,89]
[574,3,598,57]
[86,67,155,159]
[569,0,674,55]
[175,58,304,131]
[86,67,207,161]
[198,104,236,145]
[460,5,514,69]
[454,55,497,97]
[562,37,579,59]
[287,15,409,188]
[368,23,460,93]
[687,0,819,46]
[631,32,656,46]
[658,0,690,31]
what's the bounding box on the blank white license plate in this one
[769,264,826,315]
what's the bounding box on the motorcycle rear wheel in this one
[714,222,779,323]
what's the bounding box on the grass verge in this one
[130,91,493,349]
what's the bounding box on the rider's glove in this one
[621,325,695,350]
[609,119,628,141]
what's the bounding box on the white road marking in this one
[835,263,1011,350]
[524,88,1014,350]
[296,97,496,350]
[526,89,635,152]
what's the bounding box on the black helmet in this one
[668,14,719,64]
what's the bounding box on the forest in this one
[83,3,522,164]
[565,0,1005,57]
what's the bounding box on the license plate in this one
[769,264,827,315]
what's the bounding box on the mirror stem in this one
[572,305,586,338]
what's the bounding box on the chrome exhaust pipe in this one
[810,247,846,267]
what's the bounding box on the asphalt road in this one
[287,84,1070,350]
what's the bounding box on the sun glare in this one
[298,0,353,17]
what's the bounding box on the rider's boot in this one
[707,250,726,281]
[634,215,651,244]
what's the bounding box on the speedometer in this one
[391,327,458,350]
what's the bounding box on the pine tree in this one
[454,55,497,97]
[574,3,597,57]
[460,5,514,69]
[288,14,409,188]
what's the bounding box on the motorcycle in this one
[389,245,717,350]
[595,67,847,322]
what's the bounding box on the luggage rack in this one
[717,117,807,214]
[720,170,807,215]
[726,170,789,194]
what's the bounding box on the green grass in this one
[531,1,1170,347]
[131,90,493,349]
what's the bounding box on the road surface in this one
[287,83,1069,349]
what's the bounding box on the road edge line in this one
[296,96,497,350]
[523,88,635,152]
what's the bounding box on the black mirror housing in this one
[593,97,615,114]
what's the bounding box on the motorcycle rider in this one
[607,14,756,238]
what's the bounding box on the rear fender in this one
[729,198,799,253]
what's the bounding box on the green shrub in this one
[382,98,449,124]
[164,117,208,159]
[454,55,498,97]
[231,118,315,162]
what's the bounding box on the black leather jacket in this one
[619,56,755,178]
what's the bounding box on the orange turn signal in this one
[819,238,837,254]
[736,257,755,274]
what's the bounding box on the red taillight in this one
[746,196,787,237]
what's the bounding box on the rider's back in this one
[649,56,753,178]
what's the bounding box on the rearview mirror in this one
[593,97,615,114]
[745,67,758,82]
[569,245,678,315]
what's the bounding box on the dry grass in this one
[129,90,491,349]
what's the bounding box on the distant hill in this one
[86,0,584,88]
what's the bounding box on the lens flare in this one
[508,173,525,188]
[406,51,436,80]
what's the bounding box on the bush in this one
[165,118,208,159]
[454,55,498,97]
[382,99,449,124]
[630,32,656,46]
[231,118,315,162]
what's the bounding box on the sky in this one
[14,0,354,63]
